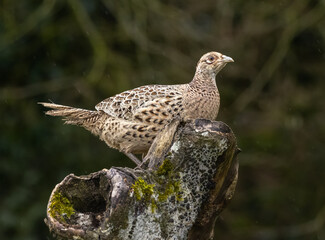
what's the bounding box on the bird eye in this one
[206,56,215,64]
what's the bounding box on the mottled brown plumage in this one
[39,51,234,165]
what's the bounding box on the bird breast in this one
[182,86,220,121]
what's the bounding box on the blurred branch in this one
[233,0,325,112]
[1,0,17,31]
[0,0,55,51]
[0,79,74,100]
[67,0,108,85]
[0,77,102,101]
[101,0,196,70]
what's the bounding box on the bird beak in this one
[221,55,234,63]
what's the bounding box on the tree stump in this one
[45,119,240,240]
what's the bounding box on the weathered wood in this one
[45,119,239,240]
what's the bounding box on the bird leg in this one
[124,153,142,166]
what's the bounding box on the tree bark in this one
[45,119,240,240]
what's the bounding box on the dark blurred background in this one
[1,0,325,239]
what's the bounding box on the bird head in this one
[196,51,234,76]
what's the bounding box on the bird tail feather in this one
[38,102,102,127]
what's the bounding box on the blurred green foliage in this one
[1,0,324,239]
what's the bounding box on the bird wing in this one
[95,84,185,121]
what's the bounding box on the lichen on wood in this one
[45,119,240,240]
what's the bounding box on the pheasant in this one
[39,51,234,165]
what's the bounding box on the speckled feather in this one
[96,84,186,122]
[39,51,234,158]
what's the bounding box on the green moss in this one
[132,177,155,202]
[132,177,157,213]
[150,198,158,213]
[158,179,183,202]
[132,159,183,213]
[156,158,173,176]
[155,159,182,202]
[49,192,75,221]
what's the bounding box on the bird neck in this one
[190,69,217,88]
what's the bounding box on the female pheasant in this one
[39,51,234,165]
